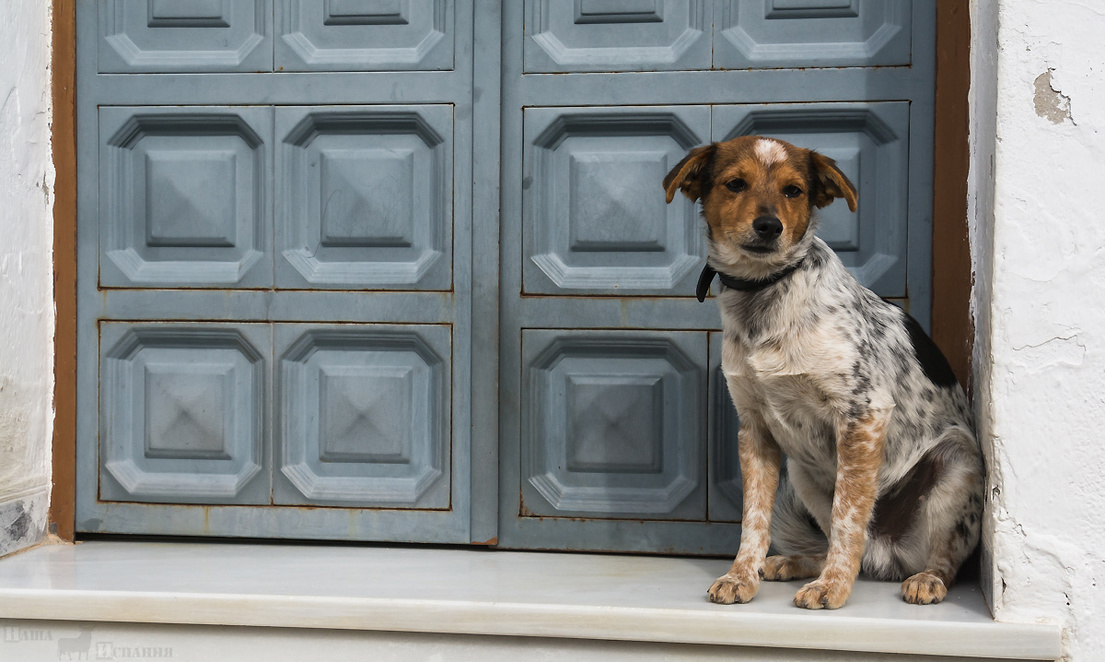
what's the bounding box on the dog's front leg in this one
[793,411,889,610]
[708,420,782,604]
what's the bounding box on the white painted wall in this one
[0,2,54,557]
[972,1,1105,660]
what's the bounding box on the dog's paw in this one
[762,555,822,581]
[901,572,947,605]
[707,570,760,605]
[793,578,852,610]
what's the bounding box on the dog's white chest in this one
[721,322,852,389]
[721,331,853,463]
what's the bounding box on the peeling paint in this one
[1033,70,1074,125]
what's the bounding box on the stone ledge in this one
[0,541,1062,660]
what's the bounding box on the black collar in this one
[696,258,805,302]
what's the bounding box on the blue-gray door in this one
[75,2,935,552]
[76,0,474,542]
[498,0,934,554]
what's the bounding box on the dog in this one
[663,136,983,609]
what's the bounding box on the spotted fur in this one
[664,136,983,609]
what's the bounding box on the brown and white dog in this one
[663,136,983,609]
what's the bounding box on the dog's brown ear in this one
[663,144,715,204]
[810,152,858,212]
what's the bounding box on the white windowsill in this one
[0,540,1061,660]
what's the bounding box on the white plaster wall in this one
[0,2,54,556]
[968,0,999,621]
[974,1,1105,659]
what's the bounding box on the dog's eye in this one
[725,178,748,193]
[783,185,804,199]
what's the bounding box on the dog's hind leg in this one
[763,465,827,581]
[763,554,825,581]
[900,434,984,604]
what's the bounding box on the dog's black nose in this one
[753,216,783,240]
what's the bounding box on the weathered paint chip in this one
[1033,70,1074,125]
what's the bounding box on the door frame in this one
[48,0,974,542]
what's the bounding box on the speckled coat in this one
[664,135,984,609]
[717,236,982,582]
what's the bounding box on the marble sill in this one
[0,540,1061,660]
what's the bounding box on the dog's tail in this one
[769,466,828,556]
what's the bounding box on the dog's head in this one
[663,136,857,278]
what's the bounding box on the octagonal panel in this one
[275,0,453,71]
[714,102,910,296]
[523,107,708,295]
[521,330,706,519]
[713,0,911,69]
[99,323,269,504]
[99,0,271,73]
[276,106,452,290]
[99,106,272,288]
[275,324,450,508]
[524,0,710,72]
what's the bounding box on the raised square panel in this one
[99,0,271,73]
[521,330,706,520]
[714,0,911,69]
[714,102,910,296]
[318,150,414,247]
[525,0,711,72]
[707,333,743,522]
[275,0,453,71]
[524,107,709,295]
[144,151,237,247]
[568,153,665,253]
[274,324,451,508]
[144,363,232,460]
[276,106,452,290]
[99,106,272,288]
[566,375,663,473]
[99,323,270,505]
[318,365,413,463]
